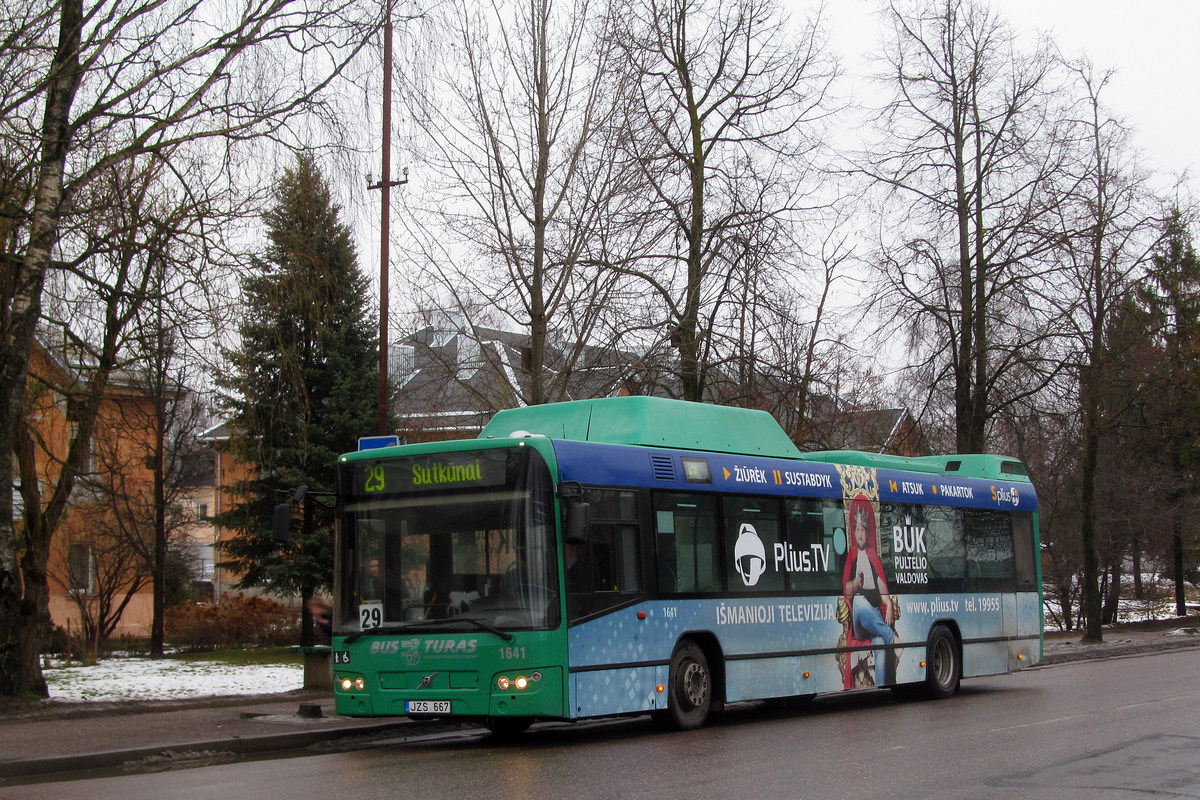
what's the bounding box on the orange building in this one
[19,339,210,641]
[193,421,258,602]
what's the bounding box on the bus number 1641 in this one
[500,646,526,660]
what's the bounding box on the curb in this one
[0,718,414,780]
[0,689,324,724]
[1040,634,1200,665]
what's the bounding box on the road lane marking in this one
[990,714,1085,732]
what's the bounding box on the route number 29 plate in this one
[405,700,450,714]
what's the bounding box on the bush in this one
[42,625,73,656]
[165,592,299,651]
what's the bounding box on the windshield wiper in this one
[453,616,516,643]
[342,616,514,644]
[342,622,429,644]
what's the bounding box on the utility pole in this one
[368,0,407,436]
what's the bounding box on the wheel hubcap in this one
[681,660,707,708]
[932,639,951,685]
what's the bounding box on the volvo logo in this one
[417,671,439,689]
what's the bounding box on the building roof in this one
[392,324,647,439]
[388,324,928,455]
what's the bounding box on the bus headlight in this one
[496,672,541,691]
[338,675,366,692]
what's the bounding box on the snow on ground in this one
[43,656,303,702]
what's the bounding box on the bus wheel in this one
[485,717,532,738]
[661,641,713,730]
[925,626,960,700]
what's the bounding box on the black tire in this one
[925,626,960,700]
[659,641,714,731]
[485,716,533,738]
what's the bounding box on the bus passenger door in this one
[1011,513,1040,638]
[1001,593,1018,639]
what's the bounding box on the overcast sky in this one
[807,0,1198,191]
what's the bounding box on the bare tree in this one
[13,154,203,689]
[101,280,211,659]
[0,0,375,695]
[865,0,1066,452]
[1049,60,1161,642]
[608,0,835,402]
[993,392,1083,629]
[403,0,629,406]
[713,217,862,440]
[53,506,151,663]
[48,365,206,663]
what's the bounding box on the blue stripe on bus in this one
[552,439,1038,513]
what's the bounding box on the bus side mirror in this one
[564,501,590,545]
[273,503,293,544]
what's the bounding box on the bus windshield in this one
[334,445,559,633]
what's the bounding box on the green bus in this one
[328,397,1041,733]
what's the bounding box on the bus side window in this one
[724,496,784,593]
[965,509,1015,589]
[654,493,720,594]
[569,490,643,620]
[784,498,842,593]
[924,506,967,584]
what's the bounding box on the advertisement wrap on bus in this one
[327,396,1041,734]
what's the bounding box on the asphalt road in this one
[5,648,1199,800]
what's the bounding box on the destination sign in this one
[350,449,510,498]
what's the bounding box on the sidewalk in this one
[1,618,1197,782]
[1041,616,1200,664]
[0,690,423,781]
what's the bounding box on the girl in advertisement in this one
[842,494,895,686]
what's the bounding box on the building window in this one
[197,502,209,520]
[68,423,96,476]
[68,541,95,594]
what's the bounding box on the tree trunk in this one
[151,394,168,657]
[1173,514,1186,616]
[1079,370,1103,643]
[1132,543,1143,600]
[0,0,85,697]
[17,534,51,695]
[1061,590,1073,631]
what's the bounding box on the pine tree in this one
[219,154,379,644]
[1143,208,1200,616]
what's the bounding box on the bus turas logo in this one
[412,459,483,486]
[423,638,479,655]
[390,638,477,667]
[734,524,767,586]
[370,640,400,655]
